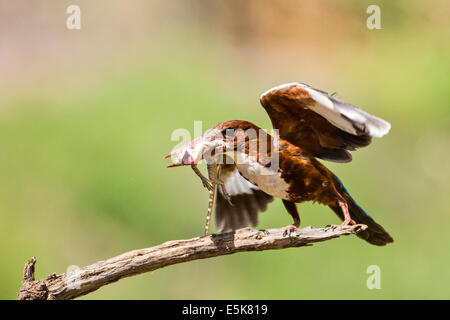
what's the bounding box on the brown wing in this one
[214,164,273,232]
[260,83,391,162]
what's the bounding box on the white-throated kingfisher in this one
[165,83,393,246]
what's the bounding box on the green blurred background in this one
[1,0,449,299]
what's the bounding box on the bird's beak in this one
[164,149,196,168]
[164,136,208,168]
[164,131,228,168]
[164,139,199,168]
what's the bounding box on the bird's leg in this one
[331,201,356,229]
[282,200,301,237]
[191,164,212,191]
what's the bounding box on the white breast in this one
[234,153,290,199]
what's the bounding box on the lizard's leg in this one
[191,164,212,191]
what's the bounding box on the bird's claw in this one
[283,225,297,237]
[327,219,356,230]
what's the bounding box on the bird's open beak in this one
[164,149,196,168]
[164,131,228,168]
[164,136,208,168]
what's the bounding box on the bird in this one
[165,82,393,246]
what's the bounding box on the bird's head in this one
[165,120,268,168]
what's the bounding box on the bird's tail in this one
[329,174,394,246]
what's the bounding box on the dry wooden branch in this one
[16,224,367,300]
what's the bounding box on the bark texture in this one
[17,224,367,300]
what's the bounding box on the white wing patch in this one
[220,166,256,196]
[261,82,391,138]
[235,153,290,199]
[329,95,391,138]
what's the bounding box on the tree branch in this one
[16,224,367,300]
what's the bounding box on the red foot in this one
[283,225,298,237]
[329,201,356,229]
[330,220,356,230]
